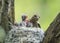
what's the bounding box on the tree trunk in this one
[0,0,4,24]
[42,13,60,43]
[8,0,15,24]
[0,0,15,33]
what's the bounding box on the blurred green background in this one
[15,0,60,30]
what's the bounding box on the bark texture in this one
[42,13,60,43]
[0,0,15,33]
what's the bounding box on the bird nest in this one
[4,26,44,43]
